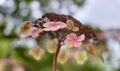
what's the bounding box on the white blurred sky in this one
[74,0,120,30]
[0,0,5,5]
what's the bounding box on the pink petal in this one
[43,22,58,27]
[73,41,82,48]
[13,65,25,71]
[29,27,43,38]
[56,22,67,28]
[51,26,61,31]
[64,39,73,48]
[43,28,51,31]
[43,26,61,31]
[43,22,66,31]
[66,33,77,40]
[77,34,85,41]
[43,22,54,27]
[30,27,43,35]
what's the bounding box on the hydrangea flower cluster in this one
[19,13,104,71]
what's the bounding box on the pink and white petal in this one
[29,28,43,37]
[43,26,60,31]
[64,39,73,48]
[73,42,82,48]
[30,27,43,34]
[66,33,77,40]
[30,27,37,34]
[55,22,62,25]
[43,22,53,27]
[37,29,43,33]
[44,22,57,27]
[77,34,85,41]
[51,26,61,31]
[56,22,67,28]
[43,28,51,31]
[60,23,67,28]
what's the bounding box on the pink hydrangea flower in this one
[29,27,43,38]
[17,27,43,45]
[12,64,25,71]
[64,33,85,48]
[43,22,67,31]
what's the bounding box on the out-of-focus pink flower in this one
[43,22,67,31]
[2,58,11,65]
[64,33,85,48]
[29,27,43,38]
[12,65,25,71]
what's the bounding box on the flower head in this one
[64,33,85,48]
[19,21,43,38]
[43,22,66,31]
[28,27,43,38]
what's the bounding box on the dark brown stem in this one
[53,39,61,71]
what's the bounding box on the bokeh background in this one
[0,0,120,71]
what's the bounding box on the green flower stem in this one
[53,39,61,71]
